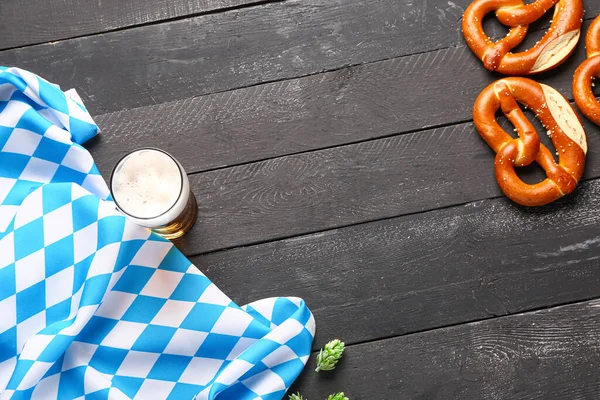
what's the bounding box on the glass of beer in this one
[110,148,198,240]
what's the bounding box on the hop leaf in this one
[316,339,345,372]
[327,393,349,400]
[288,393,306,400]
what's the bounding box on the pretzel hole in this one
[482,14,509,41]
[517,161,548,184]
[510,6,555,53]
[496,107,558,184]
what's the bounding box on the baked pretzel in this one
[573,16,600,126]
[474,78,587,206]
[463,0,583,75]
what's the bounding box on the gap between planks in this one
[312,295,600,351]
[86,17,596,180]
[179,173,600,260]
[0,0,287,52]
[170,101,599,259]
[290,297,600,398]
[190,174,600,353]
[4,1,600,116]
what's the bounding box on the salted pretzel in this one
[573,16,600,126]
[463,0,583,75]
[474,78,587,206]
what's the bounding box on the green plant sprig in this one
[316,339,345,372]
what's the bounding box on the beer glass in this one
[110,148,198,240]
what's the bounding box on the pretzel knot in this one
[474,78,587,206]
[573,16,600,126]
[462,0,583,75]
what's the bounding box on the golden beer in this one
[110,148,197,240]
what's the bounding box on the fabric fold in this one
[0,67,315,399]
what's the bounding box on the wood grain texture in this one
[191,177,600,348]
[88,25,597,177]
[3,0,598,115]
[5,0,600,396]
[290,299,600,399]
[0,0,265,50]
[160,105,599,255]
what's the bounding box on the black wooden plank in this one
[0,0,267,50]
[162,105,599,255]
[82,20,600,255]
[88,31,595,178]
[191,177,600,349]
[290,299,600,399]
[89,44,492,176]
[2,0,599,115]
[0,0,466,114]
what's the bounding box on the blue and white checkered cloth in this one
[0,67,315,399]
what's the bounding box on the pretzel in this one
[474,78,587,206]
[573,16,600,126]
[462,0,583,75]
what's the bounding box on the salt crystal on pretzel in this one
[474,77,586,206]
[573,16,600,126]
[462,0,583,75]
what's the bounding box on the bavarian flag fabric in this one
[0,67,315,399]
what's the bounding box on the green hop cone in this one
[288,393,306,400]
[316,339,345,372]
[327,393,349,400]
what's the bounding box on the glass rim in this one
[109,147,185,222]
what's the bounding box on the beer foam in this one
[111,149,184,219]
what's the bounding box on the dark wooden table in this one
[3,0,600,398]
